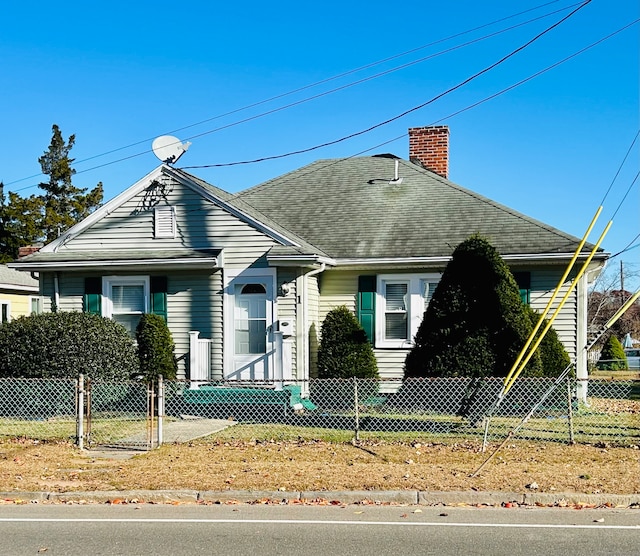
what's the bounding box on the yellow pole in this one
[503,207,603,388]
[605,290,640,330]
[503,220,612,394]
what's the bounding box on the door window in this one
[234,284,267,355]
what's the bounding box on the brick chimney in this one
[408,126,449,178]
[18,246,42,258]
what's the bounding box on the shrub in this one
[0,311,139,380]
[525,306,571,377]
[405,234,541,379]
[135,314,178,382]
[597,335,628,370]
[317,306,379,379]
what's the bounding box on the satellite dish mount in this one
[152,135,192,164]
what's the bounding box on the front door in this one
[228,276,274,380]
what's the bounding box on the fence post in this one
[157,375,164,448]
[353,376,360,443]
[567,375,575,444]
[76,374,84,450]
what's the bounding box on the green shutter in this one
[357,275,376,344]
[150,276,168,322]
[513,272,531,305]
[84,277,102,315]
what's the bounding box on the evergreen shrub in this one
[0,311,138,380]
[597,335,628,370]
[404,234,541,379]
[525,306,571,376]
[317,306,379,379]
[135,313,178,382]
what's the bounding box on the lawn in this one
[1,432,638,496]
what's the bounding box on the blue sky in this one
[1,0,638,288]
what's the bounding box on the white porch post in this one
[189,331,200,389]
[274,331,284,390]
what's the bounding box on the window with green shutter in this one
[513,272,531,305]
[150,276,168,322]
[84,277,102,315]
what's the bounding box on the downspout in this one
[53,272,60,312]
[301,263,326,383]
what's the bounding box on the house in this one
[9,126,608,385]
[0,264,40,323]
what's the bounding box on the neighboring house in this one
[9,126,608,385]
[0,265,40,323]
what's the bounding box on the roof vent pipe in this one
[389,159,403,185]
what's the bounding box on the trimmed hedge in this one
[0,311,139,380]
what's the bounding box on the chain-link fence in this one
[84,378,154,449]
[0,378,77,441]
[1,377,638,447]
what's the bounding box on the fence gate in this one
[80,376,159,451]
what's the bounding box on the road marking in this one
[0,518,638,530]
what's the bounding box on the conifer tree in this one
[404,234,541,378]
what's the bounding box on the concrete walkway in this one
[87,417,235,459]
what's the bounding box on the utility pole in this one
[620,260,625,307]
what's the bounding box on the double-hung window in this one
[375,274,440,348]
[0,301,10,324]
[102,276,150,336]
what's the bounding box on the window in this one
[0,301,9,324]
[384,282,408,340]
[234,283,267,354]
[30,297,43,315]
[375,274,440,348]
[154,206,176,238]
[102,276,149,336]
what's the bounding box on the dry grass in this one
[1,436,638,495]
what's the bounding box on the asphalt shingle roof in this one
[0,264,38,288]
[235,156,598,260]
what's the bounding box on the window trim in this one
[375,273,440,349]
[102,276,150,334]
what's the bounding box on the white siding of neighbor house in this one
[39,175,285,380]
[316,267,579,380]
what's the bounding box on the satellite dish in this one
[152,135,192,164]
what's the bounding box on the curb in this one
[2,490,638,508]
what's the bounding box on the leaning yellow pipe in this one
[503,206,603,388]
[605,290,640,330]
[504,220,612,394]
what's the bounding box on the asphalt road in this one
[1,504,639,555]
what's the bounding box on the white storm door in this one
[229,277,274,380]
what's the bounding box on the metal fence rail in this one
[1,377,638,447]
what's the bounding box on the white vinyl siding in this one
[52,175,278,269]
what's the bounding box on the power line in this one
[4,0,583,189]
[182,1,596,169]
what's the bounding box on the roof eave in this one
[333,251,609,269]
[266,254,336,268]
[8,257,222,273]
[0,283,39,292]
